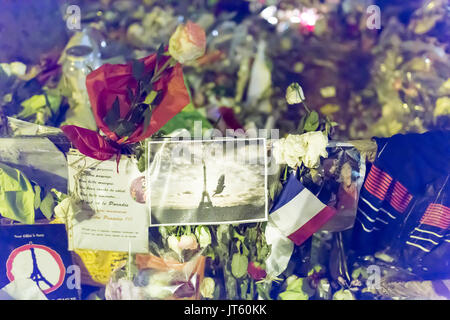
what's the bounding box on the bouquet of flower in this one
[105,225,210,300]
[61,21,207,162]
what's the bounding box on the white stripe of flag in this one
[269,173,336,246]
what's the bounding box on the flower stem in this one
[152,57,175,83]
[296,86,311,113]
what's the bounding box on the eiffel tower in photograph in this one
[198,159,213,210]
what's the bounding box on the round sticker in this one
[6,243,66,294]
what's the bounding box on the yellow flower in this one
[169,21,206,64]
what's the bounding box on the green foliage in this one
[303,110,319,132]
[0,162,35,224]
[39,190,55,220]
[158,103,212,136]
[104,96,121,132]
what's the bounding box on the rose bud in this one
[169,21,206,64]
[286,82,305,104]
[247,262,267,281]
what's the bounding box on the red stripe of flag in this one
[287,206,337,246]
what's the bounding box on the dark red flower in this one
[247,262,267,281]
[218,106,243,131]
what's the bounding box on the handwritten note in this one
[67,150,149,253]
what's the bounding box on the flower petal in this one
[61,125,118,160]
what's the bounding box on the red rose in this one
[247,262,267,281]
[61,53,190,160]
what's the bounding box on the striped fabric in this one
[420,204,450,230]
[352,164,415,254]
[354,164,450,255]
[406,203,450,253]
[354,165,413,236]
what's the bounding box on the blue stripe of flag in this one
[269,173,305,214]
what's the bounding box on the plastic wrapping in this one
[304,142,366,232]
[105,251,206,300]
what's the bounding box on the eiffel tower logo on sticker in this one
[6,242,66,294]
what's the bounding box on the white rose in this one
[144,272,173,299]
[286,82,305,104]
[301,131,328,168]
[272,138,286,165]
[273,135,306,168]
[178,234,198,251]
[167,235,181,255]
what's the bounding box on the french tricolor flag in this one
[269,173,337,246]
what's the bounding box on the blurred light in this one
[212,29,218,36]
[100,41,106,47]
[268,16,278,25]
[299,8,319,27]
[290,16,301,23]
[261,5,277,20]
[277,22,290,33]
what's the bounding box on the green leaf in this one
[217,224,232,246]
[40,191,55,220]
[286,277,304,292]
[143,91,158,105]
[132,59,146,81]
[279,290,309,300]
[104,97,121,131]
[152,90,164,107]
[242,243,249,257]
[126,86,134,103]
[158,103,212,136]
[18,94,47,118]
[231,253,248,279]
[257,243,271,261]
[297,114,306,133]
[33,184,41,210]
[245,227,258,243]
[44,92,62,114]
[114,120,136,138]
[240,279,249,300]
[225,271,238,299]
[269,180,283,201]
[304,111,319,132]
[128,103,148,124]
[233,229,246,243]
[0,162,35,224]
[137,152,147,173]
[142,106,152,134]
[256,282,272,300]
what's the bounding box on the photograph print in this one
[147,138,268,226]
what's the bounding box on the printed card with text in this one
[67,150,149,253]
